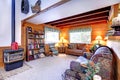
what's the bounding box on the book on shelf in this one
[29,55,34,60]
[28,50,34,55]
[28,44,34,49]
[28,34,34,38]
[39,48,44,53]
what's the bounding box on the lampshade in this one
[95,36,102,44]
[95,36,102,40]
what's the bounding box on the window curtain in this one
[45,27,60,43]
[69,27,92,43]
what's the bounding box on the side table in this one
[58,46,66,53]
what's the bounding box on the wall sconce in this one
[95,36,102,44]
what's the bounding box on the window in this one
[69,27,92,43]
[45,27,60,43]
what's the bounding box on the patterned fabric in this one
[91,53,112,63]
[97,56,113,80]
[62,74,78,80]
[70,61,87,73]
[90,46,112,61]
[62,46,113,80]
[62,69,82,80]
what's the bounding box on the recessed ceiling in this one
[26,0,120,24]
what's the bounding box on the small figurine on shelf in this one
[27,27,32,32]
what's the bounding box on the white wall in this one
[107,40,120,59]
[0,1,11,46]
[27,0,120,24]
[15,0,61,45]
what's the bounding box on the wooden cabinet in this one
[26,27,45,61]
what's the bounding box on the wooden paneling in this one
[60,22,108,49]
[0,46,10,68]
[21,22,60,57]
[117,59,120,80]
[108,4,119,29]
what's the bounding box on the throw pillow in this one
[68,44,74,49]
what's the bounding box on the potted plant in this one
[85,62,100,80]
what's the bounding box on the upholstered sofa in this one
[65,43,86,56]
[62,46,117,80]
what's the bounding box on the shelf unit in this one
[26,27,45,61]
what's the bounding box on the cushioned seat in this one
[49,43,58,55]
[62,46,117,80]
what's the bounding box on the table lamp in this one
[95,36,102,44]
[59,37,68,47]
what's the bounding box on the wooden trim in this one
[108,36,120,42]
[23,0,70,22]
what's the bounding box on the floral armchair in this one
[62,46,117,80]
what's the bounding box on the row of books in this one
[28,39,44,44]
[28,43,44,49]
[28,34,44,39]
[27,27,44,34]
[28,52,45,60]
[28,49,45,55]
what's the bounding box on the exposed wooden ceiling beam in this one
[53,16,108,26]
[57,20,107,27]
[23,0,71,22]
[46,10,109,24]
[51,13,109,25]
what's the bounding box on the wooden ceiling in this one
[45,6,111,27]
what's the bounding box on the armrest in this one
[70,61,87,73]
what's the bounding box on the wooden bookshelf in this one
[26,27,45,61]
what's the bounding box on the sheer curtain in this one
[69,27,92,43]
[45,27,60,43]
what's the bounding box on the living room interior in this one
[0,0,120,80]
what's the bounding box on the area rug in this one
[0,63,31,80]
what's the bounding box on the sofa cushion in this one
[77,44,86,50]
[68,44,74,49]
[68,43,77,49]
[67,49,83,54]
